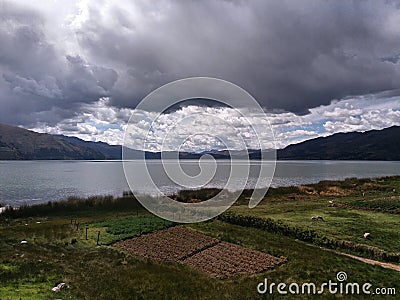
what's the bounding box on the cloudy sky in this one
[1,0,400,150]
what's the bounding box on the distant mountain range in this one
[0,123,399,160]
[277,126,400,160]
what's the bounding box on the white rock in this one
[0,205,12,213]
[52,282,67,292]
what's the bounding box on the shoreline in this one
[2,175,399,213]
[2,160,400,207]
[2,174,400,209]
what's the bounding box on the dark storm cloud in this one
[0,1,118,126]
[1,0,400,127]
[75,0,400,114]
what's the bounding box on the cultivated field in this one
[183,241,285,278]
[115,226,286,277]
[115,226,220,262]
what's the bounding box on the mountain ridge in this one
[276,126,400,160]
[0,123,105,160]
[55,135,122,159]
[0,123,399,160]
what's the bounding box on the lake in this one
[1,160,400,206]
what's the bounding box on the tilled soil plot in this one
[114,226,286,278]
[183,241,285,278]
[114,226,219,262]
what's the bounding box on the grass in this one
[231,200,400,254]
[228,176,400,255]
[190,220,400,298]
[344,198,400,213]
[89,215,173,245]
[0,215,246,299]
[0,176,399,299]
[0,194,146,219]
[1,215,399,299]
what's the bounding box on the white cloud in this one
[323,107,400,133]
[125,106,276,152]
[29,94,400,150]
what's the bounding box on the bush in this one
[0,194,144,219]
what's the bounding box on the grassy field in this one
[0,176,399,299]
[231,199,400,253]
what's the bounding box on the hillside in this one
[0,124,105,160]
[56,135,122,159]
[277,126,400,160]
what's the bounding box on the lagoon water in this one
[1,160,400,206]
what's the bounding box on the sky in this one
[1,0,400,150]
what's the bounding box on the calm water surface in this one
[1,160,399,206]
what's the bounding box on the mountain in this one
[0,124,105,160]
[55,136,197,159]
[277,126,400,160]
[56,135,122,159]
[1,123,399,160]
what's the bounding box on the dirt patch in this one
[114,226,219,262]
[183,241,285,278]
[333,251,400,273]
[114,226,285,278]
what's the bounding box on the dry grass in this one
[319,186,351,196]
